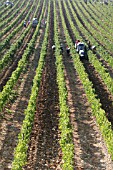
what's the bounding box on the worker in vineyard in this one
[28,20,30,26]
[87,40,96,53]
[66,45,70,54]
[41,19,47,28]
[24,21,26,28]
[60,43,63,53]
[91,45,96,53]
[76,39,80,44]
[45,20,47,25]
[52,45,55,51]
[87,40,91,50]
[75,39,80,49]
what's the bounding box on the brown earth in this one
[23,2,62,170]
[0,2,46,169]
[0,0,113,170]
[57,0,113,169]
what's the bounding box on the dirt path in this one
[24,1,62,170]
[61,0,113,127]
[0,5,46,170]
[0,1,44,92]
[0,0,29,42]
[72,1,113,56]
[68,0,113,78]
[0,28,34,92]
[1,0,113,169]
[56,0,113,169]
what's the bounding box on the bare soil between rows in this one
[1,0,113,170]
[0,2,46,169]
[57,1,113,169]
[24,2,62,169]
[62,0,113,127]
[0,1,43,92]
